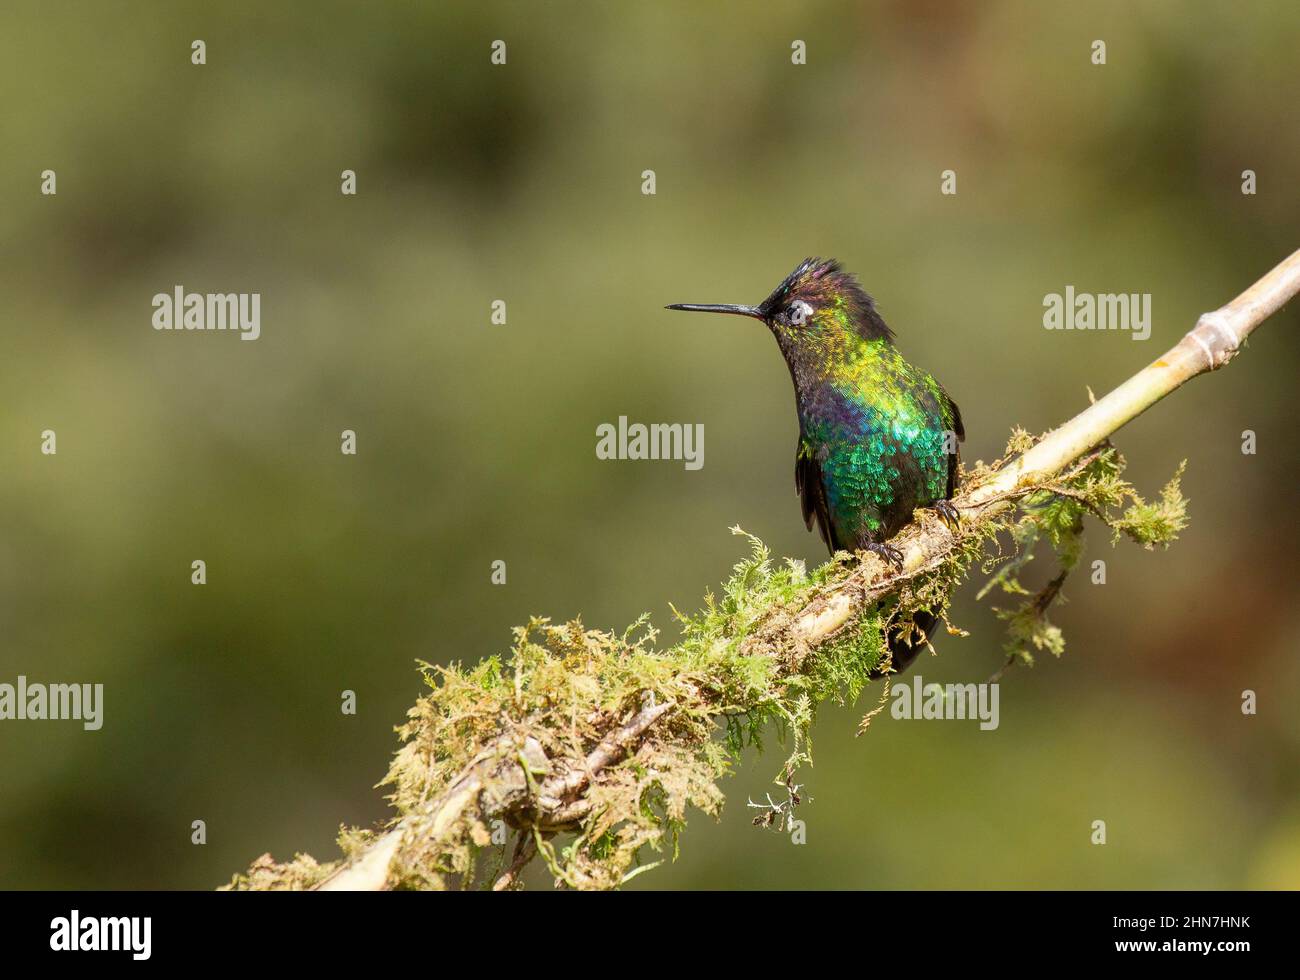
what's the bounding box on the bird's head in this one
[667,257,894,359]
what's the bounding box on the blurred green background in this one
[2,0,1298,889]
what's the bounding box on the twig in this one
[492,834,537,891]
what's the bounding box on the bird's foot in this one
[933,499,961,530]
[864,541,905,571]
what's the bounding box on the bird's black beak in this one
[665,302,765,320]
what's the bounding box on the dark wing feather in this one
[943,389,964,499]
[795,442,837,552]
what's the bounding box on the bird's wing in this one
[942,388,964,498]
[795,440,836,551]
[944,389,964,442]
[915,374,965,500]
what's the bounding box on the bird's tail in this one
[871,609,938,678]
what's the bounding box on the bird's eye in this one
[787,300,812,325]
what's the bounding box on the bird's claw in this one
[864,541,905,570]
[934,499,961,530]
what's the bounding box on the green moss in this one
[979,442,1187,666]
[228,433,1189,891]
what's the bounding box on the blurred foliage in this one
[0,0,1297,888]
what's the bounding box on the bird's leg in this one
[862,540,904,571]
[933,498,961,530]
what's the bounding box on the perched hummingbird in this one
[668,258,963,674]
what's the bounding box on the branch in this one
[316,699,675,890]
[231,248,1298,892]
[774,249,1300,649]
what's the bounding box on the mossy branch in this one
[225,249,1300,892]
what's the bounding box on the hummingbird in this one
[668,257,963,675]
